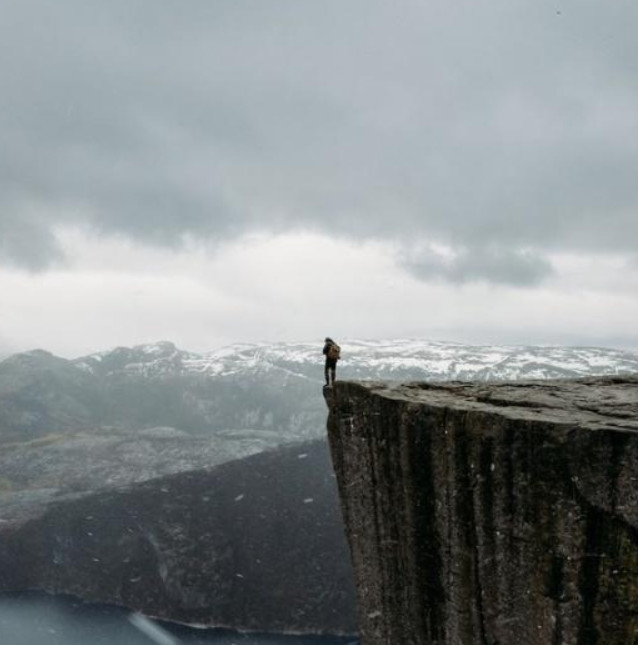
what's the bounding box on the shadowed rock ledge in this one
[325,377,638,645]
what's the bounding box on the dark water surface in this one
[0,593,358,645]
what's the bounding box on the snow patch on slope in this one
[72,339,638,383]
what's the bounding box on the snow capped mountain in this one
[74,338,638,382]
[73,340,194,377]
[4,338,635,446]
[340,339,638,381]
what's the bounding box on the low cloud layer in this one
[2,231,637,357]
[2,0,638,285]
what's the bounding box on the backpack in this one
[327,343,341,360]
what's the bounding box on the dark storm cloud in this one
[1,0,638,281]
[401,245,554,287]
[0,212,64,270]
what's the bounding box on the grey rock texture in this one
[0,439,357,635]
[325,376,638,645]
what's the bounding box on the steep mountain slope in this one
[0,439,357,634]
[0,350,101,441]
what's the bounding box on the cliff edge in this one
[325,377,638,645]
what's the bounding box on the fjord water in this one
[0,593,357,645]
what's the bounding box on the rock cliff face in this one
[325,377,638,645]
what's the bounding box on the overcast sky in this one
[1,0,637,357]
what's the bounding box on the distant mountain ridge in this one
[73,338,638,381]
[1,339,637,447]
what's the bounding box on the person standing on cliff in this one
[323,337,340,387]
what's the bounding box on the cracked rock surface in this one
[325,376,638,645]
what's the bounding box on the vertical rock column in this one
[326,378,638,645]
